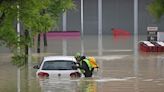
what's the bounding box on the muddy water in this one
[0,36,164,92]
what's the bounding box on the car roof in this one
[43,56,76,62]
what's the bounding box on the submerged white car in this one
[34,56,81,79]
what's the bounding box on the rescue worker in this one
[74,53,93,77]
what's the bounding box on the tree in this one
[148,0,164,20]
[0,0,75,67]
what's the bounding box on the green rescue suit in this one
[79,58,93,77]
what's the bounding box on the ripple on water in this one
[70,77,136,82]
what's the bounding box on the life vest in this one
[84,59,92,71]
[88,57,99,68]
[79,59,92,73]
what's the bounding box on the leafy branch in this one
[148,0,164,20]
[0,0,75,67]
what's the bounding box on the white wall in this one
[158,32,164,41]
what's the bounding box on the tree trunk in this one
[43,33,47,47]
[24,30,29,63]
[43,33,47,52]
[37,34,40,53]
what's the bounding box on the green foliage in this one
[0,0,75,67]
[11,54,27,68]
[148,0,164,20]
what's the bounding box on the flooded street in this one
[0,36,164,92]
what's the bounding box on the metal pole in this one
[17,4,21,92]
[63,12,67,32]
[17,5,20,53]
[134,0,139,75]
[98,0,102,36]
[134,0,138,37]
[134,0,139,92]
[81,0,84,37]
[80,0,84,55]
[98,1,103,92]
[28,48,32,92]
[98,0,103,56]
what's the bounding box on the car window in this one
[42,60,76,70]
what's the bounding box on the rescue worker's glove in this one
[75,62,80,65]
[72,65,84,70]
[72,65,78,70]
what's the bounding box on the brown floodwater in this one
[0,35,164,92]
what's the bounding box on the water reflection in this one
[39,79,77,92]
[17,68,20,92]
[62,39,67,56]
[38,78,98,92]
[77,78,97,92]
[81,37,84,55]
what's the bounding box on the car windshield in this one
[42,60,76,70]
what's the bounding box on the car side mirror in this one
[33,65,40,69]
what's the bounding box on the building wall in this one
[67,0,81,31]
[102,0,133,35]
[62,0,164,35]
